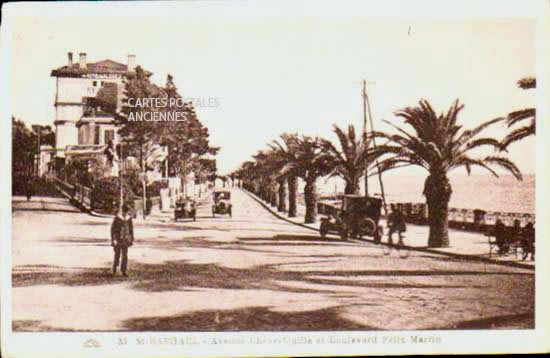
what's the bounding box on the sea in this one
[300,173,535,215]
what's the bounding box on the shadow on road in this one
[12,208,81,214]
[237,234,359,247]
[121,306,376,331]
[13,257,527,293]
[434,312,534,330]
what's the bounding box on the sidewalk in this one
[12,196,81,213]
[243,189,535,270]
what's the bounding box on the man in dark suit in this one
[110,204,134,277]
[388,203,406,247]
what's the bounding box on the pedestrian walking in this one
[25,177,34,201]
[387,204,406,246]
[520,221,535,261]
[494,219,507,255]
[110,203,134,277]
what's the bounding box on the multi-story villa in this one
[51,52,152,159]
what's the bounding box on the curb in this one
[242,189,319,232]
[242,189,535,271]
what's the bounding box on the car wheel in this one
[362,218,376,236]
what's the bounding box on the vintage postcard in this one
[1,0,549,357]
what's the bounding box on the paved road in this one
[12,189,534,331]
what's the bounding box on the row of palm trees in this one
[233,79,534,248]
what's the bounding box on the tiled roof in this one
[51,59,152,77]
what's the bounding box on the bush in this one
[146,180,168,198]
[91,177,137,215]
[125,173,168,199]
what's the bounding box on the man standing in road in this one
[111,204,134,277]
[387,203,406,247]
[25,177,35,201]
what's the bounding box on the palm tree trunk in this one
[424,173,452,248]
[288,175,297,217]
[427,198,450,248]
[260,182,267,201]
[304,178,318,224]
[344,178,360,195]
[270,184,278,207]
[277,177,287,212]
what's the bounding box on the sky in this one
[8,2,537,176]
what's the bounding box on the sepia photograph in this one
[1,0,549,357]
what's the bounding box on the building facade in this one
[51,52,145,158]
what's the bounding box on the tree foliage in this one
[115,69,219,181]
[501,77,536,149]
[159,74,219,179]
[321,124,374,194]
[115,66,167,169]
[12,117,36,177]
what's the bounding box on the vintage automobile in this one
[212,189,232,217]
[174,197,197,221]
[319,195,383,241]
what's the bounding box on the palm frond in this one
[518,77,536,90]
[457,137,505,155]
[501,124,536,149]
[506,108,535,127]
[456,117,504,147]
[483,156,523,180]
[451,156,499,177]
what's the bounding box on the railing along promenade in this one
[53,176,167,216]
[54,176,93,210]
[317,199,535,233]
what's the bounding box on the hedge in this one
[91,177,137,215]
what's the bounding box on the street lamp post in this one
[361,80,369,198]
[119,139,124,210]
[31,125,45,177]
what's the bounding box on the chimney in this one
[68,52,73,66]
[127,54,136,72]
[79,52,87,70]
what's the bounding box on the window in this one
[94,125,100,145]
[104,130,115,145]
[93,81,97,87]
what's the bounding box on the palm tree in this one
[501,77,536,149]
[278,135,333,224]
[372,99,522,248]
[252,150,279,207]
[237,161,256,193]
[321,124,374,195]
[270,133,301,217]
[265,148,288,213]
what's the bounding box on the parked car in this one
[212,189,232,217]
[175,197,196,221]
[319,195,383,241]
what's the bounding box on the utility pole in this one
[36,131,41,177]
[362,80,368,198]
[363,81,389,216]
[141,147,147,220]
[119,140,124,209]
[32,125,44,177]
